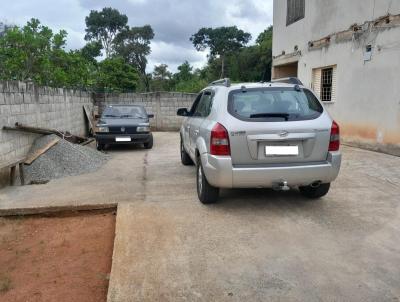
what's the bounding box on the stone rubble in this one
[23,134,108,183]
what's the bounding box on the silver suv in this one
[177,78,341,204]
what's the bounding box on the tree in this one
[84,7,128,57]
[153,64,172,80]
[0,18,52,82]
[80,41,102,63]
[190,26,251,78]
[256,26,273,45]
[174,61,193,82]
[256,26,273,81]
[96,57,139,92]
[114,25,154,91]
[169,61,207,93]
[151,64,172,91]
[0,18,101,89]
[0,22,13,37]
[201,26,273,83]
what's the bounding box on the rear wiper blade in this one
[249,113,290,120]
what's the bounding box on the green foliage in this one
[96,57,139,92]
[189,25,273,85]
[175,61,193,82]
[0,18,93,87]
[190,26,252,77]
[80,41,102,62]
[0,11,273,94]
[256,26,273,46]
[114,25,154,91]
[153,64,172,80]
[224,26,273,83]
[84,7,128,57]
[174,77,208,93]
[150,64,173,91]
[149,25,272,93]
[169,61,207,93]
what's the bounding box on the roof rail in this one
[271,77,303,85]
[210,78,231,87]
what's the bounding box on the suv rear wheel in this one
[197,161,219,204]
[299,183,330,199]
[180,139,193,165]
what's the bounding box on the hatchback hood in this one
[98,117,148,126]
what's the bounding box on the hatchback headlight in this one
[97,126,109,133]
[137,126,150,132]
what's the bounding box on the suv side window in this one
[189,92,203,115]
[193,91,213,117]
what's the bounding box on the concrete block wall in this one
[0,81,92,167]
[0,85,196,186]
[94,92,197,131]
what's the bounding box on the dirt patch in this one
[0,209,116,302]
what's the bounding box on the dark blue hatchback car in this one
[95,104,154,150]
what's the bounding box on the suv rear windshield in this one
[102,106,147,119]
[228,87,323,122]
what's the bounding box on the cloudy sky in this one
[0,0,273,72]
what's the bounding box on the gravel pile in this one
[24,135,109,183]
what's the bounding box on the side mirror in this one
[177,108,189,116]
[147,114,154,118]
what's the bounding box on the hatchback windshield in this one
[102,106,147,119]
[228,87,323,122]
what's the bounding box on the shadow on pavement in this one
[213,187,327,212]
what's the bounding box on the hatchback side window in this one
[193,91,214,117]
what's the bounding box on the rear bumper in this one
[95,133,151,145]
[200,152,341,189]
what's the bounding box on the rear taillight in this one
[329,120,340,151]
[210,123,230,156]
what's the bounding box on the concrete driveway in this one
[107,133,400,302]
[1,132,400,301]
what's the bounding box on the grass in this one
[0,276,12,293]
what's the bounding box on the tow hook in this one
[273,181,291,191]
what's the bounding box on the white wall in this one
[273,0,400,57]
[273,0,400,155]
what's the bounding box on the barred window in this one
[321,68,333,102]
[312,65,337,103]
[286,0,305,26]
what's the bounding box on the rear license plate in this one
[115,137,131,142]
[265,145,298,156]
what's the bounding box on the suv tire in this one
[197,161,219,204]
[180,139,194,165]
[144,134,153,149]
[299,183,330,199]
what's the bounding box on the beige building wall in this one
[272,0,400,155]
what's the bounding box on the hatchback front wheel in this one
[96,141,105,151]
